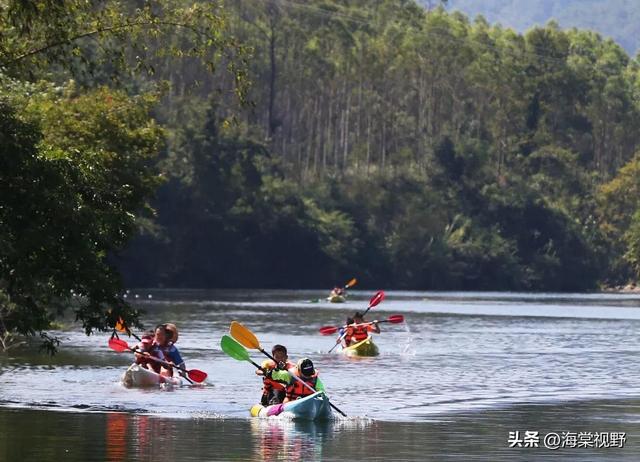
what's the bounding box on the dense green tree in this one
[0,0,246,350]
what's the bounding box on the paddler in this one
[255,344,295,405]
[134,330,165,372]
[283,358,325,403]
[343,312,380,346]
[153,323,185,377]
[329,286,345,298]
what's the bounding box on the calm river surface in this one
[2,290,640,460]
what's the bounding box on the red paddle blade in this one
[108,337,130,352]
[369,290,385,308]
[187,369,208,383]
[319,326,339,335]
[388,314,404,323]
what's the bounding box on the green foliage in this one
[0,1,247,351]
[118,0,636,291]
[0,79,163,349]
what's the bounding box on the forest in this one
[2,0,640,348]
[119,0,640,293]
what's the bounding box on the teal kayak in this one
[250,391,333,421]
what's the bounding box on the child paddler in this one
[343,312,380,346]
[255,344,295,405]
[329,286,345,298]
[134,330,165,372]
[283,358,325,403]
[153,323,185,377]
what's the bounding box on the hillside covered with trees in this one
[4,0,640,349]
[117,0,640,292]
[442,0,640,55]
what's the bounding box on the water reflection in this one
[106,413,127,462]
[249,417,373,462]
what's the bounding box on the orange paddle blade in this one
[229,321,261,350]
[115,317,127,333]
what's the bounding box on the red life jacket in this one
[262,360,295,393]
[285,372,318,400]
[135,340,163,373]
[346,323,371,343]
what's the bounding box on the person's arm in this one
[315,377,325,392]
[369,322,381,334]
[283,383,295,403]
[168,346,185,368]
[270,369,291,385]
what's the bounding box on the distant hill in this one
[428,0,640,55]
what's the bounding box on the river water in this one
[2,290,640,460]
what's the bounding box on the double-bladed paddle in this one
[220,334,264,370]
[228,321,347,417]
[108,337,207,384]
[319,314,404,336]
[327,290,386,353]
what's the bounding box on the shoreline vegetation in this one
[603,283,640,293]
[4,0,640,349]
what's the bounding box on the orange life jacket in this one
[262,360,295,393]
[135,342,163,373]
[285,371,318,400]
[346,323,373,343]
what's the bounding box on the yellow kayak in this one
[327,294,346,303]
[342,335,379,357]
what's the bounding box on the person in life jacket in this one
[283,358,325,403]
[153,323,184,377]
[343,312,380,346]
[134,330,165,372]
[255,344,295,406]
[329,286,345,298]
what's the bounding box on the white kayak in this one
[121,363,184,388]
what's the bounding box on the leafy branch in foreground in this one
[0,1,248,352]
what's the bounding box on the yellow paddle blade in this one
[345,278,357,288]
[229,321,261,350]
[115,317,127,333]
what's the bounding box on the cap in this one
[297,358,315,377]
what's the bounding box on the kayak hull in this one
[121,363,183,388]
[342,335,379,357]
[250,391,333,421]
[327,295,346,303]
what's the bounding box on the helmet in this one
[297,358,315,377]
